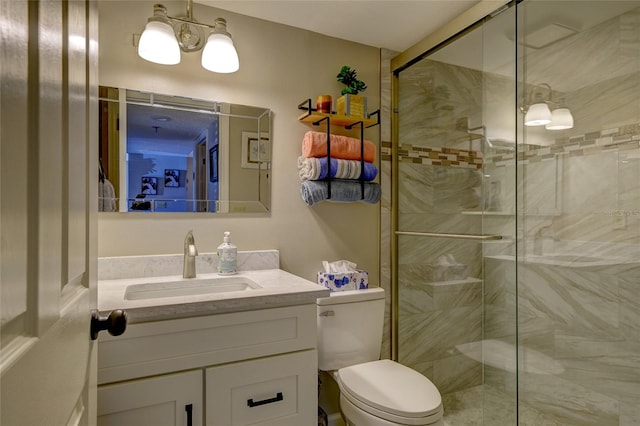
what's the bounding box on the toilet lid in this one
[338,360,442,419]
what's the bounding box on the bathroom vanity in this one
[96,251,328,426]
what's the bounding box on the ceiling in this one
[127,104,214,156]
[197,0,481,52]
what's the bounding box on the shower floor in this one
[442,385,568,426]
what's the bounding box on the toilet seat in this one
[336,360,443,425]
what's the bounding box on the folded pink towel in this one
[302,131,376,163]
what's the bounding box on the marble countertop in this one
[98,268,329,323]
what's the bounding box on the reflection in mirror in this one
[98,87,271,214]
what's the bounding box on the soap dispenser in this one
[217,231,237,275]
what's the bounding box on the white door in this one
[1,1,101,425]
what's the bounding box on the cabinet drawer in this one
[206,350,317,425]
[98,304,316,384]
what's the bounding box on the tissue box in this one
[317,270,369,292]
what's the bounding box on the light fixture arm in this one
[166,13,215,30]
[146,2,230,53]
[528,83,555,106]
[186,0,193,21]
[163,1,218,32]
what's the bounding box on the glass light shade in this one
[545,108,574,130]
[524,102,552,126]
[201,33,239,73]
[138,21,181,65]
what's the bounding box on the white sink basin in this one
[124,276,262,301]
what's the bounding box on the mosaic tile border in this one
[382,124,640,168]
[502,125,640,166]
[386,142,483,169]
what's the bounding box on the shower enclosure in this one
[392,1,640,424]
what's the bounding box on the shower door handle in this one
[395,231,503,241]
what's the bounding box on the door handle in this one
[90,309,127,340]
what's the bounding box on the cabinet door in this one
[98,370,203,426]
[206,350,317,426]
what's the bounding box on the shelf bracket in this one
[297,98,315,114]
[366,110,381,128]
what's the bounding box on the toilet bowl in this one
[336,360,443,425]
[317,288,443,426]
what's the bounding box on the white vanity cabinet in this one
[97,304,319,426]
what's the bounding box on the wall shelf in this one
[296,98,381,205]
[297,99,380,128]
[297,111,379,128]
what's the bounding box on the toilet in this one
[317,287,443,426]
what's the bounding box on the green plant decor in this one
[336,65,367,95]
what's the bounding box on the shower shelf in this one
[462,210,560,217]
[462,211,514,216]
[297,99,380,204]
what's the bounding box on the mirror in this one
[98,87,271,214]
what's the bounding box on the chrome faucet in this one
[183,230,198,278]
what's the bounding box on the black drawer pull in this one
[247,392,283,408]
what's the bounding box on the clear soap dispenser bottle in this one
[217,231,237,275]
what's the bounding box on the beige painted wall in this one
[97,1,381,283]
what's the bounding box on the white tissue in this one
[322,260,357,273]
[435,254,457,265]
[432,254,468,282]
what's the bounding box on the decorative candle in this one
[316,95,332,114]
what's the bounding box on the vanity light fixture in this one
[137,0,239,73]
[523,83,573,130]
[545,107,574,130]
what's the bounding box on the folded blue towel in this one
[297,156,378,181]
[300,180,381,206]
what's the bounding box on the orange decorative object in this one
[316,95,332,114]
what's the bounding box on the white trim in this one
[0,335,38,376]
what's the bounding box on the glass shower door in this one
[395,1,640,424]
[394,5,518,425]
[516,1,640,424]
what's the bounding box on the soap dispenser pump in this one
[217,231,237,275]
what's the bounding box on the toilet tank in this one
[316,287,385,371]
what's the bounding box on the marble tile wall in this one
[484,255,640,425]
[393,44,489,396]
[395,168,486,395]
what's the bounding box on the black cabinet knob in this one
[90,309,127,340]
